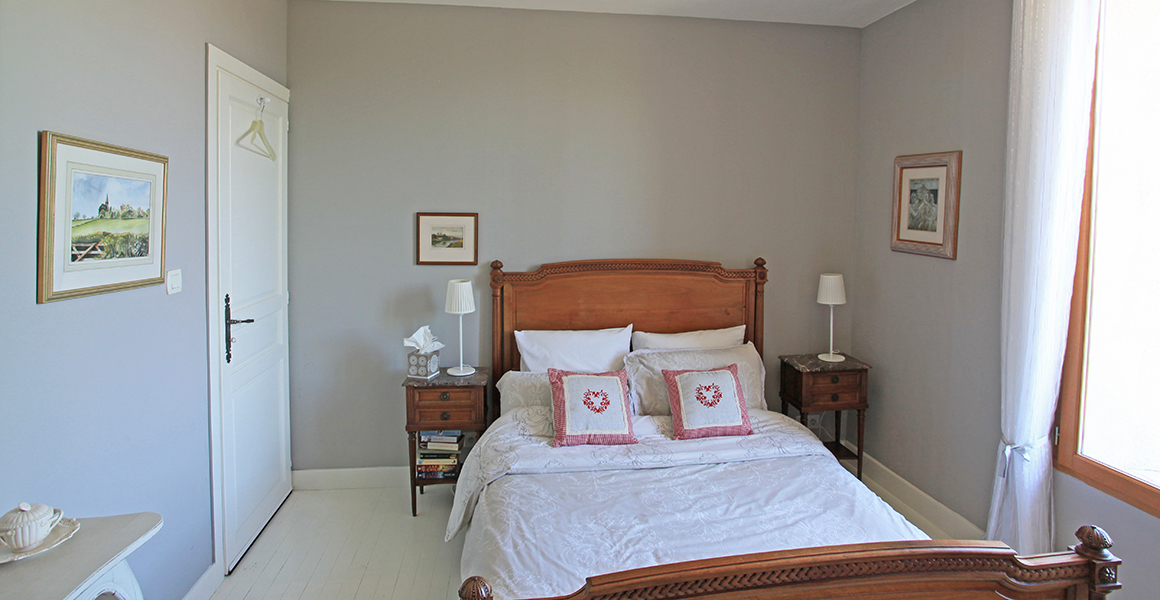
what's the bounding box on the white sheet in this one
[449,407,928,600]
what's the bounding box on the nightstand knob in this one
[831,375,840,384]
[441,412,451,420]
[831,393,840,401]
[440,392,450,401]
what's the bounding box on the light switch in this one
[166,269,182,294]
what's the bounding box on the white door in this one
[207,45,291,572]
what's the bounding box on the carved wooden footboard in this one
[457,526,1120,600]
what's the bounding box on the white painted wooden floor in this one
[210,486,464,600]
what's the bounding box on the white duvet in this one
[448,407,927,600]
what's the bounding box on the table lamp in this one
[817,273,846,363]
[445,279,476,376]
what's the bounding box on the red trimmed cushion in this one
[548,369,637,447]
[662,364,752,440]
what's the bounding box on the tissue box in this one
[407,350,440,379]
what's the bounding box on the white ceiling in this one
[330,0,920,28]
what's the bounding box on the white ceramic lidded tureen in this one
[0,502,63,553]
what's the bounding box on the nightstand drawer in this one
[413,388,476,406]
[804,389,863,409]
[412,403,481,427]
[807,371,862,389]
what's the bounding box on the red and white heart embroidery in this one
[584,387,612,410]
[582,389,611,413]
[695,383,723,407]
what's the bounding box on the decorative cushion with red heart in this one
[662,363,752,440]
[547,368,637,447]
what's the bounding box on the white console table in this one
[0,512,162,600]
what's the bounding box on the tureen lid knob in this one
[1,502,54,529]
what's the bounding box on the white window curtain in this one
[985,0,1101,555]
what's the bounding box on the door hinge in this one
[1053,425,1060,446]
[286,118,289,133]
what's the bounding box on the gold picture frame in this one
[416,212,478,265]
[38,132,168,302]
[891,151,962,260]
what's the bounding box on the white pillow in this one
[631,325,746,350]
[496,371,551,416]
[624,342,766,416]
[515,325,633,373]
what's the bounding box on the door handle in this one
[225,294,254,363]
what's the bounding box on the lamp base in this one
[447,365,476,377]
[818,353,846,363]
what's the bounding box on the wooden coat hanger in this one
[238,97,277,161]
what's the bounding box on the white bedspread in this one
[448,407,928,600]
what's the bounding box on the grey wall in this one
[0,1,286,598]
[286,0,861,470]
[853,0,1011,528]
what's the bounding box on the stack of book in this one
[416,430,463,480]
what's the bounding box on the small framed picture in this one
[38,132,168,302]
[416,212,478,265]
[891,151,962,260]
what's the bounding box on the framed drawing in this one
[891,151,962,260]
[416,212,478,265]
[38,132,168,303]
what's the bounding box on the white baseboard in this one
[832,438,984,540]
[292,466,409,490]
[181,562,223,600]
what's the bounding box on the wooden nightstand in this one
[777,354,870,479]
[403,367,489,516]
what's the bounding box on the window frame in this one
[1054,36,1160,519]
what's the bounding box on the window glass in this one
[1080,0,1160,488]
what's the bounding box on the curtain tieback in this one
[999,435,1050,477]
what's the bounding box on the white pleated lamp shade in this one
[445,279,475,315]
[816,274,846,306]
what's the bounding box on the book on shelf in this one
[419,430,462,438]
[419,440,461,451]
[421,435,460,444]
[416,464,458,472]
[416,451,457,460]
[417,470,457,476]
[417,471,457,480]
[416,457,457,466]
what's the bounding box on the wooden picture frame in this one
[416,212,478,265]
[891,151,962,260]
[38,131,168,303]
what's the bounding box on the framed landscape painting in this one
[416,212,478,265]
[38,132,168,303]
[891,151,962,260]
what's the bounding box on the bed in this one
[449,258,1121,600]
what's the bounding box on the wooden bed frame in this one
[462,258,1121,600]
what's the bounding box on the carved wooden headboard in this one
[489,258,768,419]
